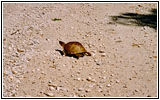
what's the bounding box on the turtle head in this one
[59,41,65,48]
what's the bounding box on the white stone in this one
[78,88,83,91]
[45,92,54,97]
[116,80,120,83]
[74,77,81,81]
[87,76,92,81]
[106,84,111,87]
[49,86,55,91]
[88,84,95,88]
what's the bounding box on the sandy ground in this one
[3,3,157,97]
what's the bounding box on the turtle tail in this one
[85,52,92,56]
[59,41,65,48]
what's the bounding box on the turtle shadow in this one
[55,49,79,59]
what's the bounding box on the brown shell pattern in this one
[64,42,87,54]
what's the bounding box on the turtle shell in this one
[64,42,87,55]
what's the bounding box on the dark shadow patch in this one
[110,8,157,30]
[66,54,79,59]
[55,49,79,59]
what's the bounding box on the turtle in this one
[59,41,91,59]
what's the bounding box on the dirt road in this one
[3,3,157,97]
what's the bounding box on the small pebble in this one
[116,80,120,83]
[72,61,75,63]
[16,84,19,88]
[78,88,83,91]
[49,65,56,69]
[76,71,81,74]
[101,53,106,57]
[9,76,14,81]
[56,87,61,91]
[102,76,107,79]
[78,94,85,97]
[94,59,102,65]
[110,79,114,82]
[88,84,95,88]
[135,89,139,92]
[88,44,92,48]
[87,76,92,81]
[62,64,66,67]
[92,79,96,82]
[85,89,91,92]
[99,85,103,88]
[41,71,46,75]
[74,77,81,81]
[42,61,46,64]
[16,79,21,84]
[48,83,57,88]
[11,90,16,95]
[17,48,24,53]
[73,93,78,97]
[57,87,67,91]
[46,38,50,41]
[99,50,105,53]
[49,86,55,91]
[3,71,9,76]
[89,73,94,76]
[98,89,103,92]
[106,84,111,87]
[94,59,98,62]
[147,95,151,97]
[44,92,54,97]
[111,74,114,76]
[123,84,127,88]
[11,69,17,74]
[8,46,12,51]
[108,92,111,96]
[96,61,101,65]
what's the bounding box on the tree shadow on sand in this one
[110,9,157,30]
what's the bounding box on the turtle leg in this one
[74,53,84,59]
[59,50,66,56]
[85,52,92,56]
[63,50,66,56]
